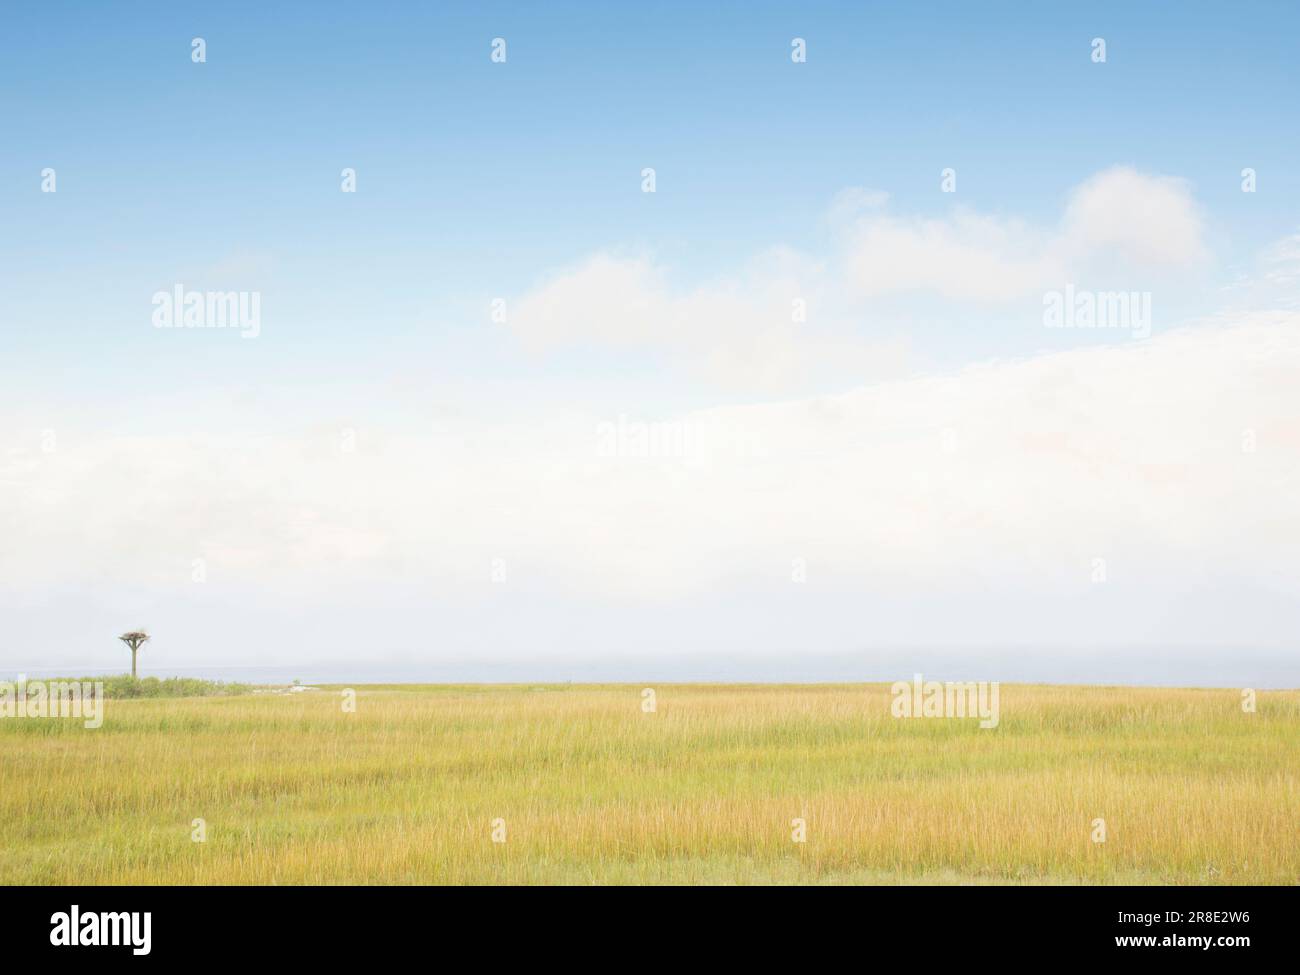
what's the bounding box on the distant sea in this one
[4,649,1298,688]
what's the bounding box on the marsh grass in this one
[88,675,253,699]
[1,684,1296,884]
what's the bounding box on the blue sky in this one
[2,3,1299,681]
[3,2,1297,382]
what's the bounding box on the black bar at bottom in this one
[0,885,1288,961]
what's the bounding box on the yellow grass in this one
[2,683,1297,884]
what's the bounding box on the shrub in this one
[68,675,252,699]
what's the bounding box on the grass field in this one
[2,683,1297,885]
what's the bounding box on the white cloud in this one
[825,186,891,226]
[845,209,1059,301]
[505,167,1214,389]
[1060,166,1208,268]
[509,248,905,392]
[1260,233,1300,286]
[7,168,1293,671]
[5,315,1296,611]
[510,254,671,348]
[1211,231,1300,313]
[845,166,1209,302]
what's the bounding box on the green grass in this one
[59,675,253,698]
[1,683,1296,884]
